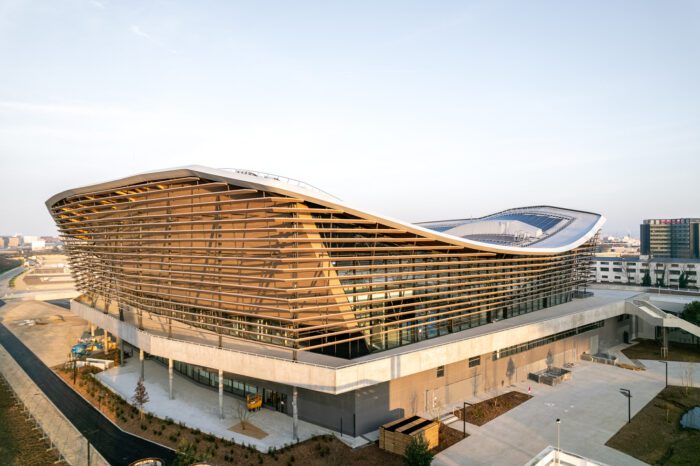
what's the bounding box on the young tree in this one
[655,264,666,287]
[679,271,689,289]
[506,358,516,386]
[132,378,150,421]
[173,440,210,466]
[235,399,256,431]
[404,436,434,466]
[642,269,652,287]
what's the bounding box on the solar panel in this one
[495,213,564,231]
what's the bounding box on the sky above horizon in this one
[1,0,699,237]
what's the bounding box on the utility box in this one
[379,415,439,456]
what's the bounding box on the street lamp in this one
[462,402,471,438]
[555,418,561,465]
[619,388,631,423]
[660,361,668,387]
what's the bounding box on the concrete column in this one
[218,368,224,419]
[168,358,174,400]
[139,348,145,380]
[90,324,95,337]
[103,330,109,354]
[661,327,669,359]
[292,386,298,441]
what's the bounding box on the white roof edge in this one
[46,165,605,256]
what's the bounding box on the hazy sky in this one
[1,1,699,237]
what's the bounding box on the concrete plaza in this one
[436,358,698,466]
[96,357,368,451]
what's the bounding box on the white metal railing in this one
[219,168,339,200]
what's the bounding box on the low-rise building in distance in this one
[591,256,699,289]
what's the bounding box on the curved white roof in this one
[47,165,605,256]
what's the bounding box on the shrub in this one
[404,436,433,466]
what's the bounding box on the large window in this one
[493,321,604,360]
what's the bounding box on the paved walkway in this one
[97,358,369,451]
[0,323,175,466]
[436,359,699,466]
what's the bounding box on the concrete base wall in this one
[352,317,628,434]
[70,295,637,435]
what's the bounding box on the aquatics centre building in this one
[47,166,651,437]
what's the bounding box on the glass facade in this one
[492,320,604,360]
[152,356,288,413]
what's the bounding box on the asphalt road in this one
[0,265,26,297]
[46,298,71,309]
[0,323,176,466]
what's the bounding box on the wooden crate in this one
[379,415,439,456]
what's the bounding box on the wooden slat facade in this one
[49,174,598,359]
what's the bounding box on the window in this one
[613,268,622,272]
[436,365,445,377]
[468,356,480,368]
[600,267,610,272]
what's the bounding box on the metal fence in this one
[0,346,109,466]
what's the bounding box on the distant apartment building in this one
[7,236,20,248]
[591,256,699,289]
[30,240,46,250]
[640,218,700,259]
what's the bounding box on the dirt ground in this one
[56,365,465,465]
[622,339,700,363]
[0,374,66,466]
[0,300,89,367]
[606,386,700,465]
[453,390,532,426]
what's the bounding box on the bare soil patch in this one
[0,375,66,466]
[433,423,467,454]
[230,422,268,439]
[622,339,700,363]
[453,390,532,426]
[606,386,700,466]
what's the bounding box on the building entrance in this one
[263,389,288,413]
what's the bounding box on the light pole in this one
[619,388,631,423]
[660,361,668,387]
[462,401,471,438]
[555,418,561,465]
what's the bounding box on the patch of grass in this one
[606,386,700,465]
[0,375,65,466]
